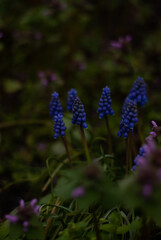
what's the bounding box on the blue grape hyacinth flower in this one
[53,114,66,139]
[67,89,77,111]
[128,76,148,107]
[72,97,88,129]
[97,86,114,119]
[117,99,138,138]
[49,92,63,118]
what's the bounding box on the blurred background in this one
[0,0,161,217]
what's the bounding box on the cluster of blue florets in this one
[49,92,63,118]
[128,76,148,107]
[72,97,88,129]
[117,100,138,138]
[49,92,66,138]
[67,89,77,111]
[97,86,114,119]
[53,114,66,139]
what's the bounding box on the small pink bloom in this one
[150,131,157,138]
[110,41,122,49]
[23,221,29,231]
[30,198,37,207]
[5,215,18,223]
[20,199,25,207]
[152,121,158,127]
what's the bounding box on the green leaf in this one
[116,225,129,234]
[3,80,22,93]
[100,224,116,233]
[9,223,23,240]
[130,219,141,232]
[26,225,45,240]
[109,212,122,226]
[0,221,9,239]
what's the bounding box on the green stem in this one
[93,211,101,240]
[79,125,91,163]
[61,136,73,168]
[129,130,132,171]
[104,116,113,154]
[131,132,137,157]
[125,130,133,175]
[125,138,129,175]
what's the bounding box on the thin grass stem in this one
[61,136,73,168]
[79,125,91,163]
[104,116,113,154]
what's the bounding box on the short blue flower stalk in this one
[72,97,90,163]
[67,88,77,111]
[97,86,114,154]
[5,199,40,232]
[49,91,63,118]
[117,99,138,174]
[53,114,73,168]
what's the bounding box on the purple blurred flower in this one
[0,32,4,39]
[125,35,132,43]
[71,186,85,198]
[34,32,42,40]
[110,41,122,49]
[5,215,18,223]
[23,221,29,232]
[38,71,45,78]
[41,78,48,86]
[142,184,152,197]
[150,131,157,138]
[157,168,161,180]
[5,199,40,232]
[42,9,51,16]
[152,121,158,128]
[37,142,47,151]
[110,34,132,49]
[60,2,67,10]
[50,73,56,82]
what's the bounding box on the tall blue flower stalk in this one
[127,76,148,107]
[72,97,90,162]
[67,89,77,111]
[49,92,63,118]
[97,86,114,154]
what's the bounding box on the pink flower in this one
[152,121,158,127]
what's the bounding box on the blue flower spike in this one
[128,76,148,107]
[117,99,138,138]
[53,114,66,139]
[49,91,63,118]
[97,86,114,119]
[67,89,77,111]
[72,97,88,129]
